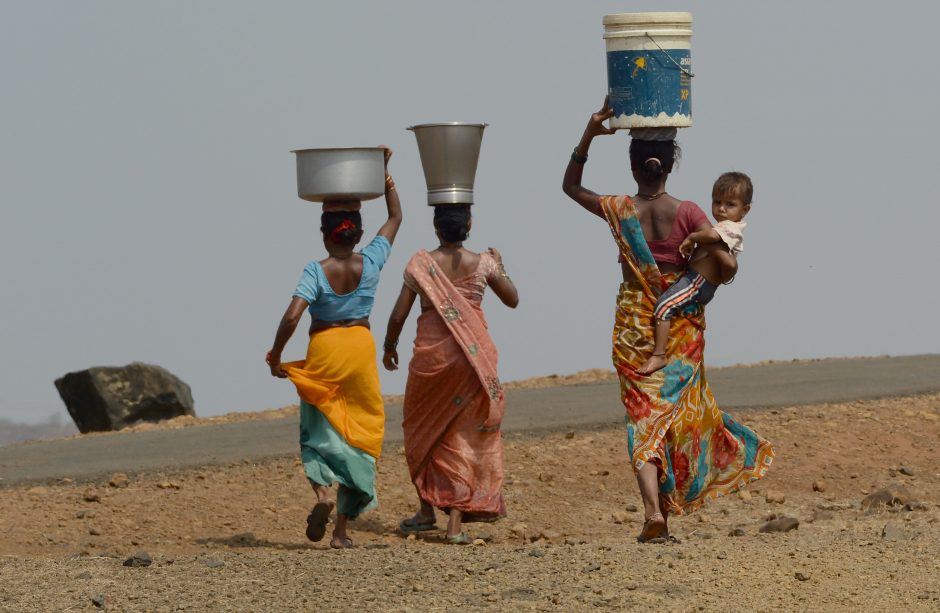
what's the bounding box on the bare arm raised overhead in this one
[376,146,404,244]
[562,96,618,219]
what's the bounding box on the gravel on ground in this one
[2,393,939,611]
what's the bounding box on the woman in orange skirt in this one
[267,148,402,549]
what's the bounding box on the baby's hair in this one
[629,139,681,183]
[320,211,363,246]
[433,204,471,242]
[713,171,753,205]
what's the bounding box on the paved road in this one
[2,355,938,486]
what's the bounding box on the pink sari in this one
[401,250,506,520]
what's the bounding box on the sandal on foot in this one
[329,537,354,549]
[399,516,437,533]
[636,513,667,543]
[445,532,472,545]
[305,500,334,542]
[462,512,499,524]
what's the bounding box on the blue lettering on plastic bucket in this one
[606,49,691,120]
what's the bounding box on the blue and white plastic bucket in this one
[603,12,693,129]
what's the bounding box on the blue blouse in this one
[292,236,391,321]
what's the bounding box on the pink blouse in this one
[404,252,500,309]
[619,200,709,266]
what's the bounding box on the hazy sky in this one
[2,2,938,424]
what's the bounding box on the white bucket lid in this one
[602,12,692,27]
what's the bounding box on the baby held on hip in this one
[680,175,751,285]
[635,173,753,376]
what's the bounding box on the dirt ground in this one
[2,393,939,612]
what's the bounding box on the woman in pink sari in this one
[382,205,519,544]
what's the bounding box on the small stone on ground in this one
[123,550,152,568]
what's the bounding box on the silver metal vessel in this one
[407,123,487,205]
[292,147,385,203]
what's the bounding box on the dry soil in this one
[2,393,939,612]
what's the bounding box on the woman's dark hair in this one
[433,204,472,242]
[629,139,682,183]
[320,211,363,246]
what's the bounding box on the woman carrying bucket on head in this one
[382,124,519,545]
[562,92,773,541]
[559,11,773,543]
[266,146,402,549]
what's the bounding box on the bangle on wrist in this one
[385,175,396,193]
[571,147,588,164]
[383,339,398,352]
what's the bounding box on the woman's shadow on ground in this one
[193,517,400,550]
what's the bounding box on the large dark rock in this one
[54,363,195,433]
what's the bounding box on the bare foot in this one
[305,500,335,542]
[636,512,667,543]
[638,354,668,375]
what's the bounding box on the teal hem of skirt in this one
[299,400,378,518]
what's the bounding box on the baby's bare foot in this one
[638,354,668,375]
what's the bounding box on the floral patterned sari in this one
[400,250,506,520]
[601,195,774,513]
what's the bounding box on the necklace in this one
[636,191,666,200]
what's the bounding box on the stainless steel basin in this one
[292,147,385,202]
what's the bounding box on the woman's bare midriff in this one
[621,261,685,283]
[309,318,370,334]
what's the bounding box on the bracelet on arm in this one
[383,339,398,352]
[385,175,396,193]
[570,147,588,164]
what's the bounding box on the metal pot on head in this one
[407,123,488,205]
[292,147,386,203]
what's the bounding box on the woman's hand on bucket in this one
[380,144,393,172]
[586,96,617,137]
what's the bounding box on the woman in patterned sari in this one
[382,205,518,544]
[562,98,774,542]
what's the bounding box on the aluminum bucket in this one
[292,147,385,203]
[407,123,488,205]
